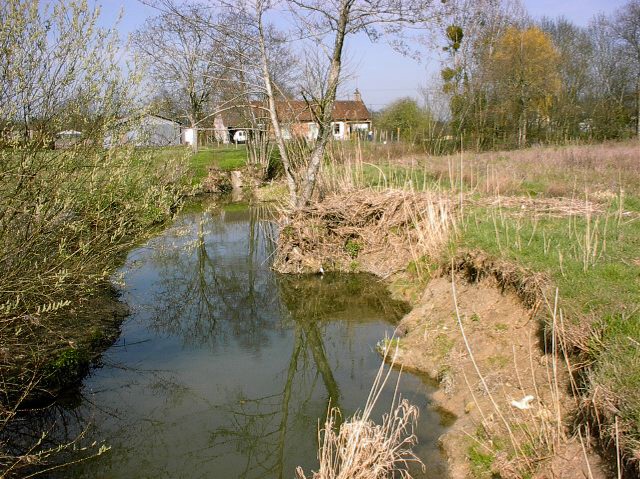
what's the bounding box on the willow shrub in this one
[0,1,193,474]
[0,0,191,396]
[3,144,185,305]
[0,141,191,380]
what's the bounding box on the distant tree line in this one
[373,0,640,151]
[438,0,640,149]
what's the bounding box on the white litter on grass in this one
[511,395,535,410]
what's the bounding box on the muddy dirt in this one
[387,274,610,478]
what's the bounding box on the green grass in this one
[467,443,494,478]
[360,163,443,190]
[207,146,248,171]
[595,312,640,433]
[623,194,640,213]
[459,207,639,318]
[148,146,248,184]
[344,238,363,258]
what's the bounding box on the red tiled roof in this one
[274,100,370,122]
[219,99,370,126]
[331,101,370,121]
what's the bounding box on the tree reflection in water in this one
[206,272,410,479]
[142,202,281,350]
[8,202,446,479]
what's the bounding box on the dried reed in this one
[296,349,424,479]
[273,189,454,276]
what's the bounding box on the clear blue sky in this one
[98,0,629,111]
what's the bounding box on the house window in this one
[333,123,341,135]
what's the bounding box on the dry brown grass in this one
[459,142,636,197]
[476,196,608,217]
[296,351,424,479]
[273,189,454,276]
[365,140,640,198]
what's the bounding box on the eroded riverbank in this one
[272,188,614,478]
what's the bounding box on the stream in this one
[43,200,449,478]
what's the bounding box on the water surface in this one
[54,201,448,478]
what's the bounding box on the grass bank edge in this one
[1,146,194,405]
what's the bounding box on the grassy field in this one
[328,140,640,199]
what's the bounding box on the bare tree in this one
[437,0,527,148]
[612,0,640,138]
[540,17,593,140]
[215,12,296,168]
[276,0,446,206]
[585,14,633,138]
[145,0,446,206]
[132,5,226,151]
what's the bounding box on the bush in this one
[0,1,193,475]
[374,98,435,143]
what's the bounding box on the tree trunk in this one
[257,13,298,206]
[188,114,199,153]
[518,111,527,148]
[636,75,640,140]
[191,126,199,153]
[297,0,351,208]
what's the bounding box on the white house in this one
[212,90,371,143]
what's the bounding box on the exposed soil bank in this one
[390,271,609,478]
[273,191,613,478]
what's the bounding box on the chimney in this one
[354,88,362,103]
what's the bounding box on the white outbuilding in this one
[104,114,181,148]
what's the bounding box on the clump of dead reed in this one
[273,189,454,276]
[296,349,424,479]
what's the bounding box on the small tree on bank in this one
[132,5,227,152]
[0,0,192,475]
